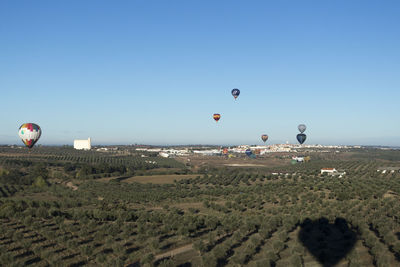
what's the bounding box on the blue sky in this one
[1,1,400,146]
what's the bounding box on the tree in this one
[193,240,207,255]
[255,259,271,267]
[290,254,302,267]
[202,254,217,266]
[231,252,247,264]
[12,231,23,241]
[213,245,227,261]
[81,245,94,261]
[376,253,390,267]
[158,259,175,267]
[347,248,360,267]
[0,252,13,266]
[96,253,107,263]
[272,240,284,253]
[36,206,48,218]
[33,176,48,188]
[112,243,125,256]
[22,239,32,253]
[141,253,154,266]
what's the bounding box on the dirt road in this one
[153,233,230,262]
[154,243,194,261]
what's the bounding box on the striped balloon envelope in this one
[213,113,221,122]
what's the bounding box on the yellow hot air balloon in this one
[213,113,221,122]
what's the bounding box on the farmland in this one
[118,175,200,185]
[1,146,400,266]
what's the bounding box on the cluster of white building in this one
[223,144,351,154]
[132,143,354,158]
[71,139,352,155]
[320,168,346,178]
[377,167,400,174]
[136,148,191,158]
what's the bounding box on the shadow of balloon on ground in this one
[298,217,357,267]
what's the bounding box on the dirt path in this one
[65,182,78,191]
[153,233,230,262]
[154,243,194,261]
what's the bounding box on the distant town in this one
[69,137,364,155]
[134,144,361,158]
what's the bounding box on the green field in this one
[1,146,400,266]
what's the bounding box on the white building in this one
[74,138,91,150]
[193,149,221,156]
[321,168,337,175]
[321,168,346,177]
[292,156,304,162]
[147,148,162,152]
[159,152,170,158]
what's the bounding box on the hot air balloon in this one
[297,133,306,145]
[18,123,41,148]
[298,124,306,133]
[261,134,268,143]
[231,88,240,100]
[245,149,252,157]
[213,113,221,122]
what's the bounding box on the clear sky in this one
[1,1,400,146]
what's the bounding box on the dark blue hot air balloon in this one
[231,88,240,100]
[297,134,307,145]
[245,149,252,157]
